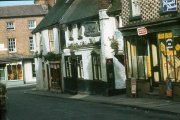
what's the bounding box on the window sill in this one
[129,15,142,21]
[159,10,178,16]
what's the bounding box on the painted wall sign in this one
[162,0,177,12]
[137,27,147,36]
[166,38,173,49]
[84,21,100,37]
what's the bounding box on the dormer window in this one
[68,25,74,41]
[77,23,83,40]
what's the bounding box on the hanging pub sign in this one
[162,0,177,12]
[84,21,100,37]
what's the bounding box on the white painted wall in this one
[99,9,126,89]
[23,61,36,83]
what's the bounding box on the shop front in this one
[121,21,180,101]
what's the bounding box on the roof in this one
[32,0,75,34]
[107,0,121,15]
[60,0,100,24]
[0,5,48,18]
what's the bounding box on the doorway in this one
[50,63,62,90]
[149,33,160,87]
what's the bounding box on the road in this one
[1,85,179,120]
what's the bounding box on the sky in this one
[0,0,34,7]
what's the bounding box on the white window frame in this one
[29,37,34,51]
[28,20,36,29]
[6,22,15,30]
[8,38,16,53]
[132,0,141,16]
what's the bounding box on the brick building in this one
[0,4,47,85]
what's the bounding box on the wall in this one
[0,17,43,57]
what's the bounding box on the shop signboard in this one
[137,27,147,36]
[131,77,136,94]
[162,0,177,12]
[166,78,172,97]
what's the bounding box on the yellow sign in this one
[165,50,177,55]
[161,45,165,51]
[158,33,164,39]
[165,32,172,38]
[175,44,180,51]
[146,56,151,77]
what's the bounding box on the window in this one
[68,25,73,41]
[92,55,102,80]
[76,56,83,78]
[65,55,84,79]
[29,37,34,51]
[7,63,22,80]
[6,22,14,30]
[125,36,148,79]
[48,29,54,52]
[65,57,72,77]
[28,20,36,29]
[115,16,120,29]
[8,38,16,53]
[32,62,36,77]
[132,0,141,16]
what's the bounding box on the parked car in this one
[0,82,7,112]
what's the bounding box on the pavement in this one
[24,88,180,115]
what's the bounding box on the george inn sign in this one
[84,21,100,37]
[162,0,177,12]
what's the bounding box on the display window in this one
[7,63,23,80]
[158,32,180,82]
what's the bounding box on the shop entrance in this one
[49,63,62,90]
[148,33,160,87]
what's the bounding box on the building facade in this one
[120,0,180,101]
[32,0,126,95]
[0,5,47,85]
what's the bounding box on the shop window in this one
[7,64,23,80]
[158,32,180,82]
[48,29,54,52]
[125,36,148,79]
[92,55,102,80]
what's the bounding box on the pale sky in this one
[0,0,34,7]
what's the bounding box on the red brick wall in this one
[0,16,44,58]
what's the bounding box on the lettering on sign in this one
[137,27,147,36]
[162,0,177,12]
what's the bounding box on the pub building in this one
[119,0,180,101]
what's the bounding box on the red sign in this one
[137,27,147,36]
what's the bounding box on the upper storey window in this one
[132,0,141,16]
[6,22,15,30]
[28,20,36,29]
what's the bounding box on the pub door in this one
[50,63,62,90]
